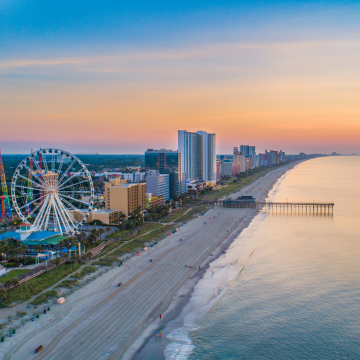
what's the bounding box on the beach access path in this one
[2,162,299,360]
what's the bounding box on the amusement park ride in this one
[0,148,12,220]
[1,148,94,236]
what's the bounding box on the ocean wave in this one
[164,264,238,360]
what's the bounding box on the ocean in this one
[164,156,360,360]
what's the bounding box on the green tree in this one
[4,280,13,290]
[0,289,6,303]
[12,278,19,287]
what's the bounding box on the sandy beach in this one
[0,161,301,360]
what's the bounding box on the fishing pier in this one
[256,201,334,214]
[211,196,334,214]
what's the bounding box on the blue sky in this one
[2,1,359,57]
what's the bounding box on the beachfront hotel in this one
[104,175,147,216]
[178,130,216,185]
[145,149,186,198]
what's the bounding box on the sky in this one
[1,0,360,154]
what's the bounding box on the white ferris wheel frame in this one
[11,148,94,235]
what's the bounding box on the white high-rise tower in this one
[178,130,216,184]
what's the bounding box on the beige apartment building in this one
[104,175,146,216]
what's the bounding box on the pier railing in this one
[211,200,334,213]
[256,202,334,213]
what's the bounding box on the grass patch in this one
[93,256,120,267]
[16,311,27,317]
[70,266,97,279]
[110,229,132,239]
[162,208,189,223]
[56,279,78,289]
[0,263,80,307]
[111,241,140,257]
[0,269,29,283]
[176,204,210,223]
[125,223,163,239]
[31,290,58,305]
[134,225,176,244]
[110,225,177,257]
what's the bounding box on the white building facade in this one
[178,130,216,185]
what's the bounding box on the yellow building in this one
[104,175,146,216]
[89,209,119,224]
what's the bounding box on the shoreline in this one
[126,161,303,360]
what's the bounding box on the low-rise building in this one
[89,209,119,224]
[186,180,206,192]
[146,193,165,208]
[94,172,145,183]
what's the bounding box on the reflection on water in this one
[185,156,360,360]
[261,210,334,217]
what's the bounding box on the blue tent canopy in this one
[69,245,78,251]
[60,248,69,253]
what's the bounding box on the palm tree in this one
[17,247,25,260]
[12,278,19,287]
[58,240,65,248]
[98,228,105,240]
[35,245,43,253]
[55,257,61,266]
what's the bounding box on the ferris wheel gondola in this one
[11,149,94,235]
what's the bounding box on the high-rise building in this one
[245,156,252,171]
[233,147,246,172]
[270,150,279,164]
[145,149,183,199]
[265,150,279,165]
[178,130,216,184]
[259,153,270,166]
[104,175,146,216]
[216,160,221,181]
[240,145,256,168]
[279,150,286,163]
[220,158,233,177]
[146,170,170,201]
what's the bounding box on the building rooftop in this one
[145,149,177,153]
[25,231,60,241]
[24,235,68,246]
[92,209,118,214]
[0,231,20,241]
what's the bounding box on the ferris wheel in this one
[11,149,94,235]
